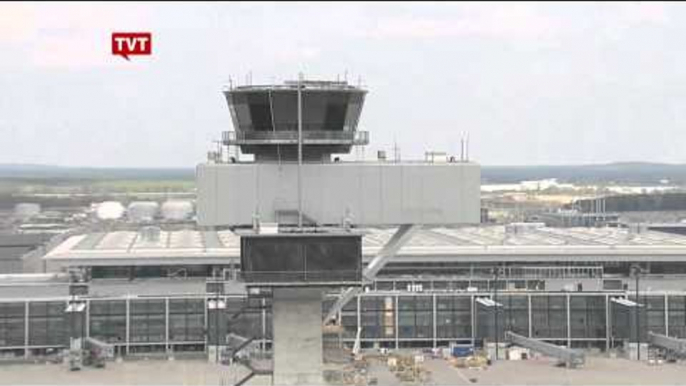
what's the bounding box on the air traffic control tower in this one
[196,77,481,385]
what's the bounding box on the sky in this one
[1,1,685,167]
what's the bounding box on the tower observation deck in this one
[222,80,368,162]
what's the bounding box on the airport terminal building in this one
[0,225,683,358]
[2,79,686,373]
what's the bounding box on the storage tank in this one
[161,200,194,221]
[14,203,41,220]
[127,201,160,223]
[96,201,125,220]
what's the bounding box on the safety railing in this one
[240,270,362,284]
[222,130,368,145]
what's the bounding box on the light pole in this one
[631,264,642,361]
[493,265,502,361]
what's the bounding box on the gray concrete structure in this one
[272,288,324,385]
[0,234,53,274]
[196,162,480,226]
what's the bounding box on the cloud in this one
[0,3,154,69]
[0,3,39,44]
[600,2,671,41]
[273,45,321,64]
[367,4,558,42]
[620,2,670,25]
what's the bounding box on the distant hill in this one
[0,164,194,180]
[481,162,686,185]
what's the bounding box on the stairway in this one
[228,294,273,386]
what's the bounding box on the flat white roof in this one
[43,225,686,266]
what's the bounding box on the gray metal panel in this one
[359,165,382,224]
[0,259,23,274]
[0,246,31,260]
[195,164,215,225]
[196,162,481,226]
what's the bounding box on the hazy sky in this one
[1,2,685,167]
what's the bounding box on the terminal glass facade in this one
[2,291,686,356]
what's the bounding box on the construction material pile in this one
[324,357,371,385]
[386,353,432,384]
[448,354,489,370]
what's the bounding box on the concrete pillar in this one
[395,295,399,349]
[664,294,669,336]
[566,294,571,348]
[528,295,533,338]
[125,297,130,355]
[24,301,29,358]
[85,300,90,338]
[272,288,324,386]
[567,294,572,348]
[470,295,475,347]
[165,298,170,354]
[432,294,437,348]
[203,295,208,351]
[356,295,362,351]
[605,295,610,352]
[261,297,267,352]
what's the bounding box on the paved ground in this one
[422,357,686,386]
[0,359,270,386]
[0,356,685,385]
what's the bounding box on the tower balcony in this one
[222,130,369,146]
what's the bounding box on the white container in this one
[128,201,160,222]
[161,200,194,220]
[96,201,125,220]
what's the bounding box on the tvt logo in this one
[111,32,152,61]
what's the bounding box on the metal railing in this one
[225,81,365,92]
[240,270,361,284]
[463,266,604,279]
[505,266,604,279]
[222,130,369,145]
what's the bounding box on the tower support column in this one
[272,287,324,385]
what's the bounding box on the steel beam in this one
[363,224,420,280]
[323,224,420,324]
[323,287,361,325]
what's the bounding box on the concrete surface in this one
[0,356,685,385]
[0,360,269,386]
[421,356,686,385]
[272,287,324,385]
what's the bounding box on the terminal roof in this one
[44,225,686,265]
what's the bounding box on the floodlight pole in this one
[215,289,219,364]
[494,265,500,361]
[633,264,641,361]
